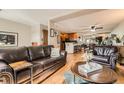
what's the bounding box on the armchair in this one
[91,46,118,70]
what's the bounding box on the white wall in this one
[31,24,41,44]
[0,18,31,47]
[111,21,124,39]
[48,33,59,47]
[30,24,48,45]
[40,24,48,44]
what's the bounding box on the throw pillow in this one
[50,48,60,57]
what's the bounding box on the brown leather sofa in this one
[91,46,118,70]
[0,45,67,84]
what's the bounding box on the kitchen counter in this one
[65,42,81,53]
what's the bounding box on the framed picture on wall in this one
[50,28,54,37]
[54,31,59,36]
[0,31,18,47]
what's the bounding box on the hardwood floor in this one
[42,52,124,84]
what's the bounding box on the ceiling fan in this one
[78,24,103,32]
[90,25,103,32]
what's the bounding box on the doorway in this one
[43,29,48,45]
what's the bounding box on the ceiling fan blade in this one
[95,27,103,29]
[75,28,90,31]
[81,28,90,30]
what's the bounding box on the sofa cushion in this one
[43,45,53,57]
[92,55,110,64]
[0,61,11,72]
[93,47,104,56]
[0,47,29,64]
[0,62,8,69]
[0,53,10,63]
[28,46,45,61]
[103,47,117,56]
[0,61,13,78]
[31,63,44,76]
[32,55,64,70]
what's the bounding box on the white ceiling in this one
[0,9,77,26]
[0,9,124,35]
[54,9,124,34]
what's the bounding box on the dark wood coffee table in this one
[71,61,118,84]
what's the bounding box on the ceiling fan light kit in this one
[80,24,103,32]
[90,28,95,32]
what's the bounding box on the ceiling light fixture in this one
[90,26,96,32]
[90,29,95,32]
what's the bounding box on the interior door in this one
[43,29,48,45]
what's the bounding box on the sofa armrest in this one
[110,53,119,60]
[60,51,67,62]
[109,53,119,69]
[0,72,14,84]
[0,61,14,84]
[0,61,13,73]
